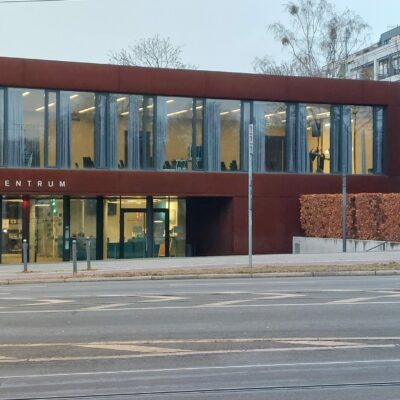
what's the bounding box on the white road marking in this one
[1,299,400,314]
[275,340,363,347]
[2,358,400,379]
[0,336,397,348]
[137,295,187,303]
[77,343,190,353]
[80,303,129,311]
[22,299,74,306]
[0,345,395,364]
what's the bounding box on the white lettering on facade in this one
[2,179,67,189]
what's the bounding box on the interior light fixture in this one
[220,111,230,116]
[35,102,55,112]
[231,109,240,113]
[117,97,126,102]
[79,106,96,114]
[195,105,203,110]
[166,99,174,104]
[70,94,79,99]
[121,111,129,116]
[167,109,188,117]
[22,91,30,97]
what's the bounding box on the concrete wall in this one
[293,236,400,254]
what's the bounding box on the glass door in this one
[1,199,23,264]
[120,210,147,258]
[153,210,169,257]
[119,208,170,259]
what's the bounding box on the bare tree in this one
[255,0,370,77]
[109,34,196,69]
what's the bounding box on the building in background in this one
[347,26,400,81]
[0,57,395,265]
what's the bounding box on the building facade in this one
[347,26,400,82]
[0,56,397,264]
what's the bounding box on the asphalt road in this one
[1,276,400,399]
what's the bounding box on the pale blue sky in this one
[0,0,398,72]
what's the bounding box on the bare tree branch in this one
[109,34,197,70]
[255,0,370,77]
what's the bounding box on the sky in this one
[0,0,398,73]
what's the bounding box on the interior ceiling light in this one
[117,97,126,102]
[166,99,174,103]
[220,111,230,115]
[167,109,188,117]
[121,111,129,116]
[70,94,79,99]
[22,91,30,97]
[231,109,240,113]
[35,102,55,112]
[79,106,96,114]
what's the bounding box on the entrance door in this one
[119,208,169,258]
[1,199,23,264]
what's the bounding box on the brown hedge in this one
[300,193,400,241]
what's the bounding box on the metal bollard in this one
[22,239,28,273]
[86,237,91,271]
[72,240,77,275]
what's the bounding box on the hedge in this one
[300,193,400,241]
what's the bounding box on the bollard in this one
[22,239,28,273]
[86,237,91,271]
[72,239,77,275]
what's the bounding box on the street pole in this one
[248,124,254,274]
[72,239,77,275]
[342,170,347,252]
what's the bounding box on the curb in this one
[1,269,400,285]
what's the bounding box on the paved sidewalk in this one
[0,251,400,284]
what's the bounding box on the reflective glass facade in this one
[0,87,386,175]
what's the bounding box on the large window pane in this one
[307,104,330,173]
[117,95,129,169]
[46,91,57,167]
[29,198,63,263]
[352,106,373,174]
[219,100,240,171]
[140,96,154,168]
[0,89,4,166]
[264,102,286,172]
[164,97,193,170]
[70,92,95,169]
[70,199,97,260]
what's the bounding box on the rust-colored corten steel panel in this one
[0,56,398,106]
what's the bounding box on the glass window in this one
[117,95,129,169]
[307,104,331,173]
[164,97,193,170]
[70,199,97,260]
[29,198,63,263]
[140,96,154,169]
[0,89,4,166]
[378,59,389,78]
[23,89,45,167]
[351,106,373,174]
[46,91,57,167]
[219,100,240,171]
[103,198,120,259]
[264,102,286,172]
[70,92,95,169]
[1,198,23,264]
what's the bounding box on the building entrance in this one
[119,209,169,258]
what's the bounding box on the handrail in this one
[365,241,387,252]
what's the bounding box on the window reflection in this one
[71,92,95,169]
[352,106,373,174]
[307,104,331,173]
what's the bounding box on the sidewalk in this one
[1,251,400,284]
